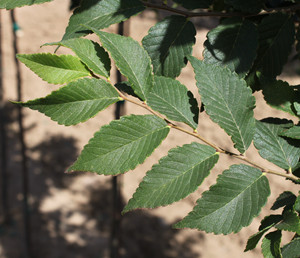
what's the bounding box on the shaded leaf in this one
[262,79,299,117]
[271,191,297,211]
[92,29,153,100]
[275,211,300,234]
[203,17,258,78]
[175,164,270,234]
[0,0,52,9]
[245,215,283,251]
[68,115,169,175]
[147,76,199,129]
[17,53,90,84]
[18,78,120,126]
[254,120,300,170]
[189,57,256,153]
[115,82,141,100]
[224,0,263,13]
[44,38,110,78]
[280,126,300,140]
[255,13,295,79]
[261,231,282,258]
[63,0,144,40]
[173,0,213,9]
[295,195,300,213]
[142,15,196,78]
[282,238,300,258]
[123,143,219,212]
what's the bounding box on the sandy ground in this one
[0,1,299,257]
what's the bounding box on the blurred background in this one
[0,1,299,257]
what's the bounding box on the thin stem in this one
[141,1,240,17]
[141,1,300,18]
[117,91,299,182]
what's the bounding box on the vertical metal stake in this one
[10,10,32,258]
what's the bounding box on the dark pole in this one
[110,21,126,258]
[0,10,9,225]
[10,10,32,258]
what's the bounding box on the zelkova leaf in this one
[17,53,91,85]
[63,0,144,40]
[147,76,199,129]
[294,102,300,116]
[254,120,300,170]
[203,17,258,78]
[123,143,219,213]
[271,191,297,211]
[142,15,196,78]
[44,38,111,78]
[261,231,282,258]
[17,78,120,126]
[255,13,295,79]
[245,215,283,252]
[68,115,169,175]
[275,211,300,235]
[0,0,52,9]
[91,29,153,101]
[280,126,300,140]
[282,238,300,258]
[189,57,256,153]
[262,79,299,117]
[224,0,263,13]
[175,164,270,234]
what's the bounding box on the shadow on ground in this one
[0,103,204,258]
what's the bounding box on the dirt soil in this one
[0,1,299,258]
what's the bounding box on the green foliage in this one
[189,57,256,153]
[0,0,52,9]
[203,17,258,77]
[147,76,199,129]
[175,164,270,234]
[17,78,120,126]
[142,15,196,78]
[68,115,169,175]
[16,53,91,84]
[123,143,219,212]
[5,0,300,256]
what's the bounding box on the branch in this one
[141,1,240,17]
[141,1,300,18]
[117,90,300,182]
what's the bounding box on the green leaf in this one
[254,120,300,170]
[224,0,263,13]
[17,53,91,85]
[282,238,300,258]
[275,211,300,235]
[203,17,258,78]
[294,103,300,116]
[189,57,256,153]
[91,29,153,101]
[17,78,120,126]
[271,191,297,211]
[245,215,283,252]
[123,143,219,212]
[261,231,282,258]
[0,0,52,9]
[280,126,300,140]
[68,115,169,175]
[262,79,299,117]
[63,0,144,40]
[142,15,196,78]
[295,195,300,213]
[173,0,213,9]
[44,38,111,78]
[147,76,199,129]
[255,13,295,79]
[175,164,270,234]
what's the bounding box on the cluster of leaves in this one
[2,0,300,256]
